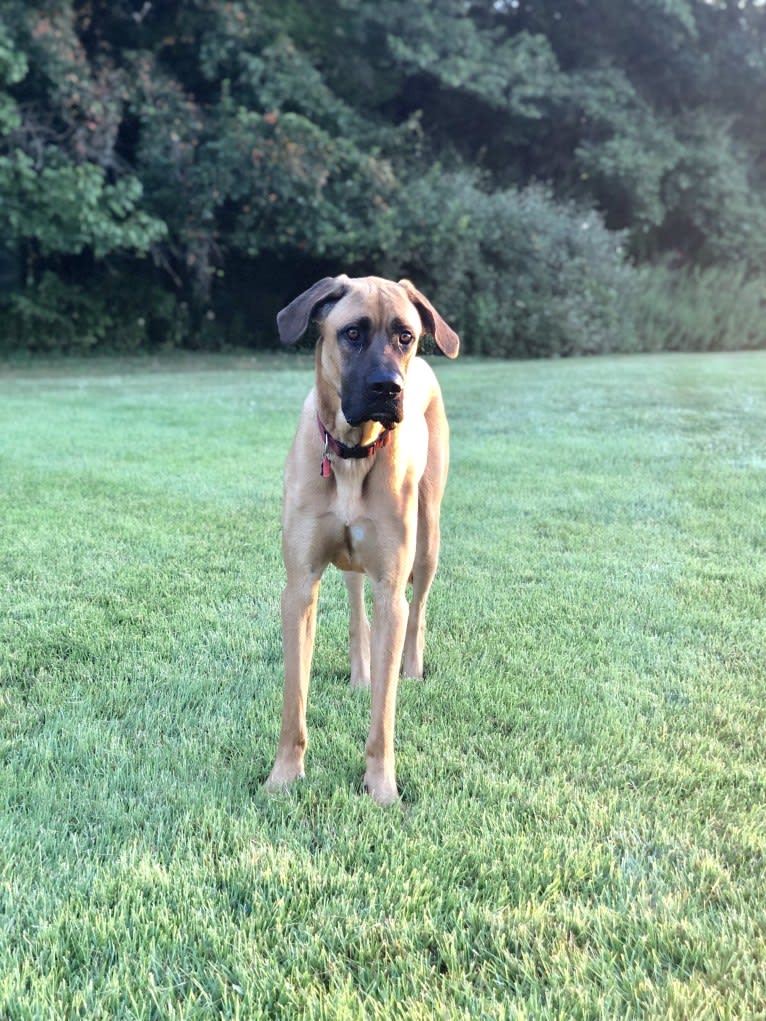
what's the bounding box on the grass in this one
[1,350,765,1020]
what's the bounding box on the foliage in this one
[629,263,766,353]
[0,270,189,354]
[1,1,766,354]
[0,151,165,258]
[396,173,636,357]
[0,7,166,257]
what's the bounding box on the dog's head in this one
[277,275,459,428]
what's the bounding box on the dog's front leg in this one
[266,573,321,790]
[364,578,409,806]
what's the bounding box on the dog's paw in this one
[402,638,424,680]
[363,766,399,807]
[401,656,424,680]
[264,760,305,793]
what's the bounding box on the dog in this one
[265,275,459,805]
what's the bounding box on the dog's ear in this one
[399,280,460,359]
[277,275,350,345]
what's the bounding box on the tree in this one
[1,0,765,354]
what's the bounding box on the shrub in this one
[397,173,637,358]
[628,263,766,353]
[0,270,189,354]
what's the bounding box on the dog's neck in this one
[315,396,388,447]
[316,410,392,472]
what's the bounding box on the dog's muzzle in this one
[344,369,404,427]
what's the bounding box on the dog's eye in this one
[399,329,414,346]
[345,326,361,343]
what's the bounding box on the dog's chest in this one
[325,466,375,571]
[330,460,369,521]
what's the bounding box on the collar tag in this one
[320,432,332,477]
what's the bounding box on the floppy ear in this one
[277,275,350,345]
[399,279,460,359]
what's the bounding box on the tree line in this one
[2,0,765,356]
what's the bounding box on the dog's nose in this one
[369,370,404,398]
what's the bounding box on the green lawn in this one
[1,351,765,1020]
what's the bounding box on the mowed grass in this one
[1,351,765,1020]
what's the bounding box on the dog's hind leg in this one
[403,397,449,680]
[366,578,408,806]
[345,571,371,689]
[402,495,441,679]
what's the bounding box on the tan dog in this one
[265,275,459,805]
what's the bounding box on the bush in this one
[0,270,189,354]
[397,174,637,358]
[627,263,766,353]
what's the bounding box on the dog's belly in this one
[325,516,376,573]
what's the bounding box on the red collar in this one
[317,414,392,477]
